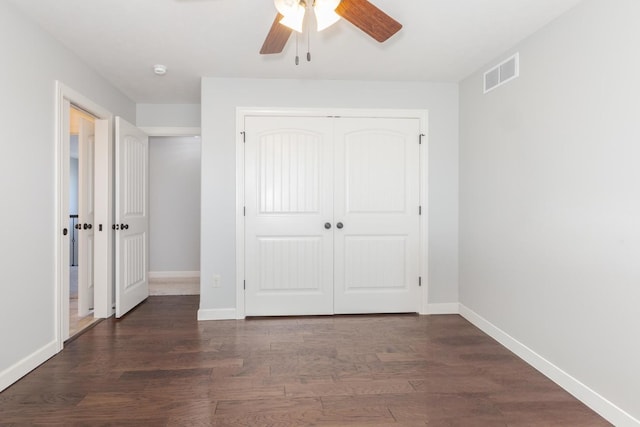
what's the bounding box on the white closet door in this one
[333,118,421,314]
[244,116,334,316]
[115,117,149,318]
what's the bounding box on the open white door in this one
[77,117,95,317]
[115,117,149,317]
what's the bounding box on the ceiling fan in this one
[260,0,402,55]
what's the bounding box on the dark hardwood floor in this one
[0,296,609,426]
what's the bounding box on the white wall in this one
[459,0,640,423]
[149,136,201,272]
[0,0,134,389]
[137,103,201,128]
[201,78,459,312]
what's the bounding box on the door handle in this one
[324,222,332,230]
[87,224,92,230]
[121,224,129,230]
[83,223,88,230]
[336,222,344,229]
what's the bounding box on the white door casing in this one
[244,116,335,316]
[115,117,149,318]
[333,118,421,313]
[243,113,422,316]
[60,98,72,341]
[77,117,95,317]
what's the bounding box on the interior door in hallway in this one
[244,116,334,316]
[115,117,149,317]
[333,118,421,314]
[77,117,95,317]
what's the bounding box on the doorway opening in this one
[55,82,115,350]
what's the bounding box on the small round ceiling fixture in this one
[153,64,167,76]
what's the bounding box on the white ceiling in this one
[10,0,584,103]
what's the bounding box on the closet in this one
[244,115,421,316]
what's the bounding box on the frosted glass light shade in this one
[314,0,341,31]
[279,10,305,32]
[274,0,302,15]
[274,0,306,33]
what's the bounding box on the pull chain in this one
[307,17,311,62]
[295,32,300,65]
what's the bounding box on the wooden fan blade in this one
[336,0,402,43]
[260,13,293,54]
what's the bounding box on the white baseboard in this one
[459,304,640,427]
[0,340,58,392]
[150,282,200,296]
[139,127,201,137]
[149,270,200,279]
[424,302,460,315]
[197,308,237,321]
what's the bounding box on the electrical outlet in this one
[212,274,221,288]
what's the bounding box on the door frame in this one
[235,108,429,318]
[55,82,114,350]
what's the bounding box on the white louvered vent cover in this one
[484,53,519,93]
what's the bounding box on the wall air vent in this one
[484,53,519,93]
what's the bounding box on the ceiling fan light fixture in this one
[261,0,402,56]
[274,0,306,33]
[274,0,302,15]
[279,11,305,33]
[314,0,341,31]
[314,9,340,31]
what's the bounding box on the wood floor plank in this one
[0,296,611,426]
[285,379,415,398]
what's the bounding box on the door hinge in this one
[419,205,422,215]
[419,276,422,287]
[243,206,246,216]
[240,131,246,143]
[419,133,425,145]
[243,280,246,290]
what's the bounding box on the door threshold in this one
[65,317,103,344]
